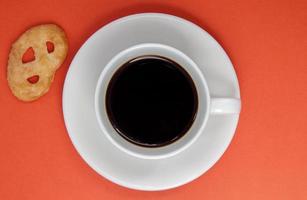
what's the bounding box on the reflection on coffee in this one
[106,56,198,147]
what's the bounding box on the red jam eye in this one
[22,47,35,63]
[46,41,54,53]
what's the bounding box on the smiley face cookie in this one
[7,24,68,101]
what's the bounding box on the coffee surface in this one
[106,56,198,147]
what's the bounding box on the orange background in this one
[0,0,307,199]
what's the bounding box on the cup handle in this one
[210,98,241,114]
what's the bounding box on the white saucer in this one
[63,13,241,191]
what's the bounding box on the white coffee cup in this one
[95,43,241,160]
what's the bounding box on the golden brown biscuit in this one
[7,24,68,101]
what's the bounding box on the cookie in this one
[7,24,68,101]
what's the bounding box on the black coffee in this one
[106,56,198,147]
